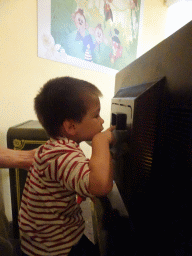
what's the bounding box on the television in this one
[109,20,192,255]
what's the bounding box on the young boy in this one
[19,77,115,256]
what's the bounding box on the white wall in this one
[137,0,168,58]
[0,0,191,221]
[164,1,192,38]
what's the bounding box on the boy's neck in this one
[59,129,81,144]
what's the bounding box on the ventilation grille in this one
[165,108,192,170]
[132,114,158,192]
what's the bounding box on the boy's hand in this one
[89,126,116,196]
[93,126,116,146]
[101,126,116,145]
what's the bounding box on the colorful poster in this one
[38,0,142,74]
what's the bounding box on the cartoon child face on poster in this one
[72,8,88,40]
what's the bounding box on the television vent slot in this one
[133,119,158,188]
[165,108,192,171]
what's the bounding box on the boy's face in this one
[75,97,104,143]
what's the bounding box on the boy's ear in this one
[62,119,77,136]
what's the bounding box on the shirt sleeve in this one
[56,150,93,198]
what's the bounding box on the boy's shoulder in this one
[33,138,83,167]
[34,137,87,169]
[42,137,82,154]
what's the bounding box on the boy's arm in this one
[88,127,115,197]
[0,146,36,170]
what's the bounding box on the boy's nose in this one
[101,117,104,124]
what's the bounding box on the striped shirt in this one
[19,137,93,256]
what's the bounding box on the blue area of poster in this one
[51,0,141,71]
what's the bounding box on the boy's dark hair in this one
[34,77,102,138]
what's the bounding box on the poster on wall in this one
[38,0,143,74]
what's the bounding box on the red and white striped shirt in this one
[19,137,93,256]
